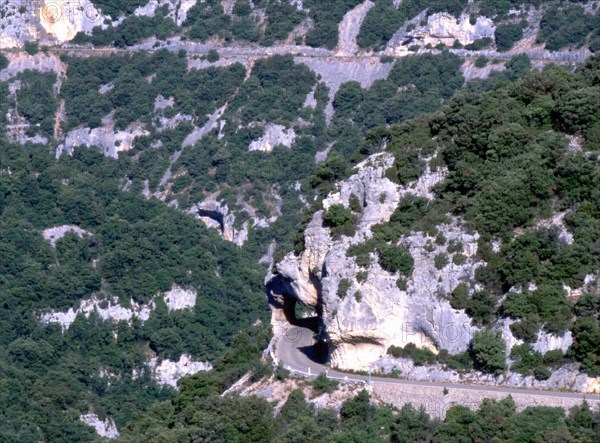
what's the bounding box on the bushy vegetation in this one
[510,343,565,380]
[387,343,437,365]
[0,132,270,439]
[14,70,57,137]
[303,0,363,49]
[0,52,9,70]
[90,0,147,19]
[61,50,245,131]
[312,372,339,394]
[121,383,600,443]
[470,329,507,374]
[378,245,414,276]
[362,55,600,375]
[536,5,600,51]
[74,6,176,47]
[494,21,526,52]
[324,204,357,237]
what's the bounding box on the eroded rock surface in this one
[267,153,479,370]
[248,124,296,152]
[80,414,119,440]
[149,354,213,388]
[42,224,91,247]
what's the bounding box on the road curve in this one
[275,325,598,401]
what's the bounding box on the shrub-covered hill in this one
[321,54,600,377]
[0,136,270,440]
[61,0,600,53]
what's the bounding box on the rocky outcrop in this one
[295,58,394,123]
[42,225,91,247]
[41,295,155,330]
[80,414,119,440]
[56,114,149,159]
[188,197,249,246]
[225,373,365,413]
[337,0,374,55]
[372,354,598,393]
[40,285,198,330]
[248,124,296,152]
[163,285,197,311]
[386,12,496,53]
[267,153,480,370]
[148,354,213,388]
[0,52,66,82]
[0,0,108,48]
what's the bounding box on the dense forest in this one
[0,131,270,440]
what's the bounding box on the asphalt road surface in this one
[276,325,598,401]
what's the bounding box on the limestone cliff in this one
[267,153,479,370]
[265,149,595,390]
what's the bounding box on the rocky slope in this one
[266,147,600,391]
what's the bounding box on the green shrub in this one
[356,271,368,283]
[434,253,449,270]
[387,343,437,366]
[324,204,354,227]
[353,291,363,303]
[494,22,526,52]
[24,41,38,55]
[474,56,489,68]
[452,253,467,265]
[349,194,362,213]
[533,365,551,381]
[312,372,339,394]
[337,278,351,298]
[0,53,9,70]
[464,37,492,50]
[378,245,414,276]
[445,351,473,371]
[470,329,506,375]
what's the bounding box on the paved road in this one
[7,40,587,64]
[276,325,597,401]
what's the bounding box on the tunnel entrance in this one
[267,274,329,363]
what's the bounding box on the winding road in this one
[276,325,599,402]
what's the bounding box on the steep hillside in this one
[267,55,600,390]
[1,0,600,440]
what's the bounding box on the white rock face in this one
[0,52,66,82]
[132,0,197,26]
[0,0,108,48]
[296,58,394,123]
[182,104,227,147]
[497,312,574,357]
[149,354,213,387]
[42,225,91,247]
[532,329,573,355]
[38,0,107,42]
[80,414,119,439]
[337,0,374,55]
[56,115,149,159]
[188,197,248,246]
[373,356,598,393]
[387,12,496,53]
[163,285,197,311]
[461,58,506,81]
[40,283,201,330]
[248,124,296,152]
[41,295,155,330]
[268,153,479,370]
